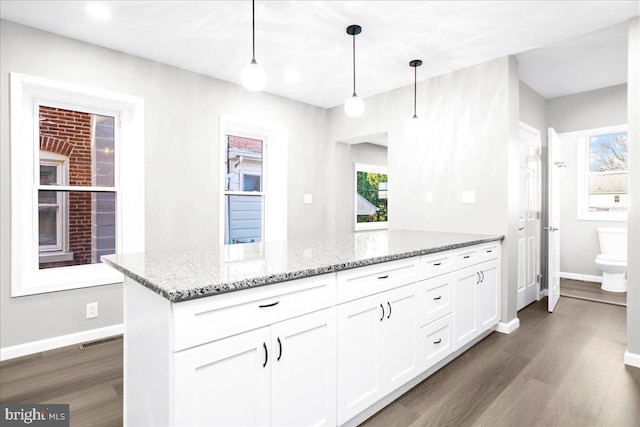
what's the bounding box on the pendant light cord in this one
[252,0,256,61]
[352,33,356,95]
[413,66,417,116]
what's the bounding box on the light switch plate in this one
[304,194,313,204]
[425,192,433,204]
[462,190,476,204]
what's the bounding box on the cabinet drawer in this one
[455,247,478,268]
[172,273,336,351]
[420,314,454,371]
[418,274,453,326]
[420,251,453,280]
[478,242,500,261]
[336,258,418,304]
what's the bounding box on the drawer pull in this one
[380,304,385,322]
[262,342,268,368]
[433,262,442,266]
[259,301,280,308]
[277,337,282,361]
[434,338,442,344]
[387,302,392,319]
[486,250,492,253]
[463,255,470,259]
[378,275,389,280]
[433,295,442,301]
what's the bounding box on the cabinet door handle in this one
[463,255,470,259]
[476,272,480,284]
[277,337,282,361]
[259,301,280,308]
[378,275,389,280]
[481,271,485,282]
[380,304,385,321]
[433,262,442,266]
[434,338,442,344]
[433,295,442,301]
[262,342,268,368]
[387,302,392,319]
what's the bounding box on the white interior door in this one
[547,127,563,312]
[518,123,542,310]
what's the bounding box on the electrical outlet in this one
[86,302,98,319]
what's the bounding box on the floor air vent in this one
[79,335,123,349]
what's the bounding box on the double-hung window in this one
[577,125,628,221]
[10,73,145,296]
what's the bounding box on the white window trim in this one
[38,151,71,259]
[354,163,388,231]
[575,124,628,222]
[219,115,287,246]
[10,73,145,296]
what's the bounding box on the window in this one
[218,115,287,246]
[224,134,264,244]
[10,73,145,296]
[577,125,628,221]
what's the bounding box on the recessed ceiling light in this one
[86,3,111,21]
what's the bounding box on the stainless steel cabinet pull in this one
[476,272,480,284]
[433,262,442,266]
[262,342,268,367]
[380,304,385,322]
[378,275,389,280]
[434,338,442,344]
[259,301,280,308]
[387,302,392,319]
[486,250,492,253]
[463,255,470,259]
[481,271,485,282]
[433,296,442,300]
[277,337,282,361]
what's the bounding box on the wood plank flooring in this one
[1,297,638,427]
[561,278,627,307]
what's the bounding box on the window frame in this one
[576,124,628,221]
[38,151,71,260]
[10,73,145,296]
[219,115,287,246]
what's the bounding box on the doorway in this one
[517,122,542,311]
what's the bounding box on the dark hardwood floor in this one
[1,297,638,427]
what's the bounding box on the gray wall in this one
[326,56,521,326]
[519,80,548,290]
[547,84,627,277]
[626,17,639,363]
[334,143,388,235]
[0,21,329,348]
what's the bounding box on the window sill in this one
[39,251,74,263]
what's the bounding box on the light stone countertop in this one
[102,230,504,302]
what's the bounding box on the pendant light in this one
[241,0,267,91]
[344,25,365,117]
[409,59,422,119]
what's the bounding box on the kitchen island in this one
[104,230,504,427]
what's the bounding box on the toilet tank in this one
[597,227,627,256]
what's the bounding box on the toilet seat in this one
[595,254,627,266]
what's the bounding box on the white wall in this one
[334,143,388,235]
[546,84,627,278]
[327,56,521,325]
[519,80,548,289]
[0,21,329,348]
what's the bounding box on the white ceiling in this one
[1,1,638,107]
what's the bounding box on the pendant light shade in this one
[409,59,422,119]
[242,0,267,92]
[344,25,364,118]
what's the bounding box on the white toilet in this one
[595,227,627,293]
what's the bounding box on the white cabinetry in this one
[454,258,500,350]
[336,284,418,425]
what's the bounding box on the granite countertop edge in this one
[103,234,504,303]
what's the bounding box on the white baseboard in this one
[624,351,640,368]
[560,272,602,283]
[538,289,549,299]
[495,318,520,334]
[0,324,123,362]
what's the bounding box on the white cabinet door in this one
[381,284,418,393]
[453,266,478,351]
[477,259,499,331]
[173,327,271,427]
[271,308,336,427]
[336,293,384,425]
